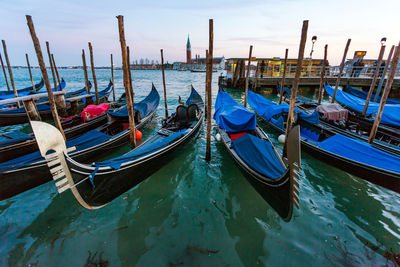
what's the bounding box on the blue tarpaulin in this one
[214,91,256,132]
[108,85,160,119]
[92,131,185,170]
[325,85,400,127]
[0,129,112,172]
[231,133,286,179]
[346,86,400,105]
[318,134,400,173]
[247,90,319,127]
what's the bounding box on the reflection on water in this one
[1,69,400,266]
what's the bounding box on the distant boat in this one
[191,68,217,73]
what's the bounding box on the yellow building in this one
[226,57,329,78]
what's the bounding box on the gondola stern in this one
[285,125,301,210]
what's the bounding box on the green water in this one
[1,69,400,266]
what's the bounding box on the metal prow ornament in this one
[30,121,94,209]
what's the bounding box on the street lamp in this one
[381,37,387,46]
[310,36,317,58]
[308,36,317,76]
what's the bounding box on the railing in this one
[226,65,400,79]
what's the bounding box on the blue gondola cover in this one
[318,134,400,173]
[214,91,256,132]
[0,130,111,172]
[231,133,286,179]
[346,86,400,105]
[108,85,160,119]
[325,85,400,127]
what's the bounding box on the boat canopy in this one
[247,90,319,128]
[346,86,400,105]
[318,134,400,173]
[92,131,185,170]
[0,129,112,172]
[325,85,400,127]
[214,90,256,132]
[231,133,286,179]
[108,85,160,119]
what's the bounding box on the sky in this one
[0,0,399,66]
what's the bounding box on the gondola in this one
[214,90,301,221]
[248,90,400,194]
[0,78,44,97]
[343,85,400,105]
[323,84,400,130]
[0,84,160,201]
[0,80,110,127]
[29,86,203,209]
[279,85,400,154]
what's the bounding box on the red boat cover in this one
[81,103,110,122]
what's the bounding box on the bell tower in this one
[186,35,192,64]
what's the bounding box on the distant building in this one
[186,35,192,64]
[172,35,225,71]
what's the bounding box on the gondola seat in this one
[187,103,199,121]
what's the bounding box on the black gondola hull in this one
[0,111,155,201]
[0,91,110,127]
[264,117,400,194]
[218,127,294,221]
[66,115,203,208]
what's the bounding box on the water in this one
[1,69,400,266]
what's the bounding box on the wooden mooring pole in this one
[278,48,289,104]
[127,46,134,106]
[362,43,385,115]
[284,20,308,150]
[160,49,168,118]
[111,54,115,101]
[374,45,394,102]
[46,42,66,116]
[2,40,19,106]
[51,54,62,91]
[317,44,328,104]
[205,49,209,115]
[26,15,65,140]
[205,19,213,162]
[88,42,99,104]
[244,45,253,108]
[0,53,10,91]
[0,53,11,92]
[82,49,90,92]
[331,39,351,103]
[25,54,36,91]
[117,15,136,147]
[368,44,400,144]
[45,42,58,92]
